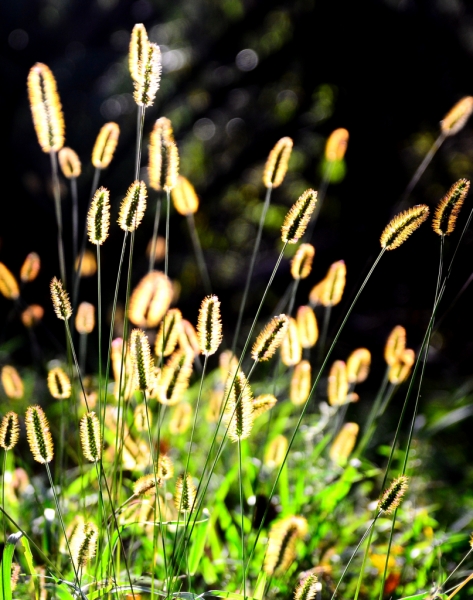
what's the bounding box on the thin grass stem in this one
[50,151,67,285]
[353,515,377,600]
[165,189,170,279]
[186,213,212,294]
[238,438,246,600]
[149,195,162,273]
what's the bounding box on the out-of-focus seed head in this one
[252,394,277,419]
[134,473,162,496]
[280,317,302,367]
[380,205,430,251]
[325,128,349,162]
[327,360,348,406]
[87,187,111,245]
[0,263,20,300]
[75,302,95,335]
[263,137,293,188]
[118,181,147,232]
[346,348,371,384]
[378,475,409,514]
[224,370,254,442]
[133,403,151,432]
[171,176,199,215]
[294,574,319,600]
[264,515,308,576]
[157,348,194,406]
[169,402,192,434]
[130,329,153,392]
[134,43,161,107]
[20,252,41,283]
[290,360,311,406]
[384,325,406,366]
[329,422,359,465]
[155,309,183,357]
[265,434,288,469]
[291,244,315,280]
[111,338,135,401]
[75,249,97,278]
[207,389,224,423]
[158,454,174,480]
[47,367,71,399]
[296,305,318,348]
[174,473,197,512]
[129,24,149,82]
[21,305,44,328]
[197,295,223,356]
[25,405,54,464]
[0,412,20,451]
[80,412,101,462]
[50,277,72,321]
[92,122,120,169]
[179,319,201,356]
[281,189,317,244]
[388,348,415,384]
[432,178,470,236]
[1,366,24,399]
[320,260,346,307]
[441,96,473,136]
[58,147,81,178]
[129,271,173,328]
[308,280,325,307]
[252,314,289,362]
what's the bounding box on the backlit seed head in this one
[129,271,173,328]
[329,422,359,465]
[171,176,199,215]
[25,405,54,464]
[197,295,223,356]
[384,325,406,366]
[179,319,201,356]
[158,454,174,480]
[320,260,346,307]
[47,367,71,399]
[0,412,20,451]
[92,122,120,169]
[290,360,311,406]
[440,96,473,136]
[219,350,239,385]
[328,360,348,406]
[264,434,288,469]
[111,338,135,401]
[291,244,315,280]
[149,118,179,191]
[87,186,111,245]
[134,474,162,496]
[207,389,224,423]
[253,394,277,419]
[20,252,41,283]
[130,329,153,392]
[75,249,97,277]
[252,314,289,362]
[75,302,95,335]
[281,317,302,367]
[308,280,325,307]
[80,412,101,462]
[1,366,24,399]
[72,522,98,569]
[0,263,20,300]
[27,63,65,153]
[175,473,197,512]
[432,178,470,236]
[347,348,371,384]
[264,515,308,577]
[21,304,44,328]
[388,349,415,384]
[224,370,254,442]
[294,574,319,600]
[155,309,183,357]
[134,403,151,432]
[134,43,161,107]
[58,147,81,178]
[263,137,293,188]
[50,277,72,320]
[296,305,318,348]
[325,128,349,162]
[281,189,317,244]
[169,401,192,434]
[380,205,430,251]
[118,181,147,232]
[378,475,409,514]
[157,348,194,406]
[401,348,415,367]
[129,24,149,82]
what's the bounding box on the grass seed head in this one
[72,522,98,569]
[50,277,72,320]
[80,412,102,462]
[111,338,135,401]
[129,271,173,328]
[130,329,153,391]
[129,23,149,82]
[296,305,318,348]
[134,403,151,432]
[441,96,473,136]
[92,122,120,169]
[197,295,223,356]
[179,319,201,356]
[118,181,147,232]
[75,249,97,277]
[134,474,163,496]
[281,317,302,367]
[325,127,349,161]
[290,360,311,406]
[252,393,277,419]
[378,475,409,514]
[388,348,415,384]
[264,434,288,469]
[432,178,470,236]
[47,367,71,399]
[21,304,44,328]
[329,422,359,465]
[25,405,54,464]
[347,348,371,384]
[264,515,308,576]
[175,473,197,512]
[169,401,192,434]
[149,119,179,191]
[291,243,315,280]
[1,366,24,399]
[20,252,41,283]
[252,314,289,362]
[380,204,430,251]
[171,175,200,215]
[294,574,319,600]
[207,389,224,422]
[0,412,20,451]
[224,369,254,442]
[58,147,81,178]
[134,43,161,107]
[157,348,194,405]
[155,309,183,357]
[87,186,110,245]
[281,189,317,244]
[75,302,95,335]
[0,263,20,300]
[320,260,346,307]
[328,360,349,406]
[384,325,406,366]
[263,137,293,188]
[158,454,174,479]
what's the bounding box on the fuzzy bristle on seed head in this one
[50,277,72,321]
[325,127,349,162]
[263,137,293,189]
[440,96,473,136]
[378,475,409,514]
[290,360,311,406]
[134,43,161,107]
[280,317,302,367]
[157,348,194,405]
[58,147,81,179]
[265,434,288,469]
[92,122,120,169]
[129,23,149,82]
[252,314,289,362]
[155,309,183,357]
[197,295,223,356]
[296,305,318,348]
[25,405,54,464]
[47,367,71,399]
[347,348,371,384]
[175,473,197,512]
[0,263,20,300]
[118,181,147,232]
[329,422,359,465]
[224,370,254,442]
[129,271,173,328]
[252,394,278,419]
[0,412,20,451]
[380,205,430,251]
[291,244,315,280]
[328,360,348,406]
[171,176,200,215]
[169,402,192,434]
[264,515,308,576]
[281,189,317,244]
[320,260,346,307]
[72,522,98,569]
[432,178,470,236]
[75,302,95,335]
[27,63,65,153]
[134,474,163,496]
[87,186,110,245]
[158,454,174,480]
[130,329,153,391]
[21,304,44,328]
[20,252,41,284]
[294,574,319,600]
[149,118,179,192]
[80,412,102,462]
[1,366,24,399]
[384,325,406,366]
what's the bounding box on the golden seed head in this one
[179,319,201,356]
[47,367,71,399]
[224,370,254,442]
[384,325,406,366]
[169,401,192,434]
[129,23,149,82]
[290,360,311,406]
[388,349,415,384]
[252,314,289,362]
[134,43,161,107]
[197,295,223,356]
[171,175,200,215]
[133,403,151,432]
[325,128,349,162]
[27,62,65,153]
[80,412,102,462]
[219,350,239,385]
[91,122,120,169]
[75,302,95,335]
[58,147,81,178]
[157,348,194,405]
[72,522,98,569]
[134,474,162,496]
[264,515,308,576]
[281,189,318,244]
[380,204,430,251]
[0,263,20,300]
[20,252,41,284]
[111,337,134,400]
[320,260,346,307]
[308,280,325,307]
[147,235,166,263]
[118,181,147,232]
[129,270,173,328]
[149,119,179,191]
[328,360,349,406]
[0,412,20,451]
[264,434,288,469]
[281,317,302,367]
[130,329,153,392]
[155,308,183,357]
[21,304,44,328]
[296,305,318,348]
[158,454,174,480]
[401,348,415,367]
[294,575,319,600]
[263,137,293,188]
[291,243,315,280]
[378,475,409,514]
[75,249,97,277]
[253,394,278,419]
[1,366,24,399]
[10,563,21,591]
[87,186,111,245]
[50,277,72,321]
[175,473,197,512]
[432,178,470,236]
[329,422,359,465]
[440,96,473,136]
[25,405,54,464]
[346,348,371,384]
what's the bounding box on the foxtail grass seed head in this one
[294,574,319,600]
[169,401,192,434]
[134,404,151,432]
[378,475,409,514]
[328,360,349,406]
[10,563,21,592]
[175,473,197,512]
[329,422,359,465]
[134,43,161,107]
[432,178,470,236]
[325,128,349,162]
[75,249,97,277]
[290,360,311,406]
[265,434,288,469]
[0,263,20,300]
[219,349,239,384]
[47,367,71,399]
[388,349,415,384]
[264,515,308,577]
[308,280,325,307]
[75,302,95,335]
[134,474,162,496]
[58,147,81,178]
[380,204,430,251]
[384,325,406,366]
[147,235,166,263]
[21,304,44,328]
[320,260,346,307]
[224,369,254,442]
[80,412,102,462]
[263,137,293,188]
[281,317,302,367]
[157,348,194,405]
[155,309,183,357]
[171,175,200,215]
[27,63,65,153]
[296,305,318,348]
[401,348,415,367]
[440,96,473,136]
[118,181,147,232]
[50,277,72,320]
[87,187,111,245]
[20,252,41,283]
[149,119,179,191]
[129,271,173,328]
[130,329,153,391]
[72,522,98,569]
[197,295,223,356]
[0,412,20,451]
[129,23,149,82]
[25,405,54,464]
[291,244,315,280]
[158,454,174,480]
[1,366,24,399]
[347,348,371,384]
[207,389,224,422]
[252,314,289,362]
[179,319,201,356]
[253,394,277,419]
[111,338,135,401]
[281,189,317,244]
[92,122,120,169]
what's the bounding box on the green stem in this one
[1,450,6,600]
[353,515,377,600]
[71,177,79,280]
[165,189,170,279]
[148,195,162,273]
[238,438,246,600]
[50,151,67,286]
[186,213,212,294]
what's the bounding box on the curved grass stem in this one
[186,213,212,294]
[50,151,67,286]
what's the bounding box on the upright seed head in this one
[290,360,311,406]
[325,128,349,162]
[252,394,278,419]
[130,329,153,391]
[175,473,197,512]
[72,522,98,569]
[75,302,95,335]
[440,96,473,136]
[281,189,318,244]
[291,244,315,280]
[347,348,371,384]
[129,271,173,328]
[388,348,415,384]
[129,23,149,82]
[380,205,430,251]
[296,305,318,348]
[80,412,102,462]
[169,402,192,434]
[263,137,293,188]
[157,348,194,405]
[87,186,111,245]
[432,178,470,236]
[134,43,161,107]
[155,309,183,357]
[50,277,72,321]
[171,176,200,215]
[134,473,162,496]
[197,295,223,356]
[0,263,20,300]
[294,574,319,600]
[58,147,81,178]
[264,515,308,576]
[149,118,179,192]
[1,366,24,399]
[91,122,120,169]
[0,412,20,451]
[47,367,71,399]
[329,422,359,465]
[327,360,348,406]
[25,405,54,464]
[320,260,346,307]
[280,317,302,367]
[252,314,289,362]
[158,454,174,480]
[27,63,65,153]
[265,434,288,469]
[224,370,254,442]
[378,475,409,514]
[20,252,41,283]
[21,305,44,328]
[384,325,406,366]
[118,181,147,232]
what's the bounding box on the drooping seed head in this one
[264,434,288,469]
[129,23,149,82]
[294,574,319,600]
[75,302,95,335]
[281,189,317,244]
[92,122,120,169]
[0,412,20,451]
[129,271,173,328]
[130,329,153,391]
[378,475,409,514]
[325,127,349,162]
[252,314,289,362]
[224,369,254,442]
[329,422,359,465]
[20,252,41,283]
[263,137,293,188]
[149,120,179,192]
[432,178,470,236]
[0,263,20,300]
[21,304,44,328]
[87,186,110,245]
[118,181,147,232]
[157,348,194,405]
[169,402,192,434]
[47,367,71,399]
[1,366,24,399]
[264,515,308,577]
[280,317,302,367]
[80,412,102,462]
[197,295,223,356]
[252,394,277,419]
[134,43,161,107]
[384,325,406,366]
[291,244,315,280]
[50,277,72,320]
[380,205,430,251]
[320,260,346,307]
[25,405,54,463]
[58,147,81,178]
[347,348,371,384]
[158,454,174,480]
[171,175,200,215]
[174,473,197,512]
[155,309,183,357]
[290,360,311,406]
[296,305,318,348]
[328,360,348,406]
[440,96,473,136]
[134,474,163,496]
[179,319,201,356]
[27,63,65,153]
